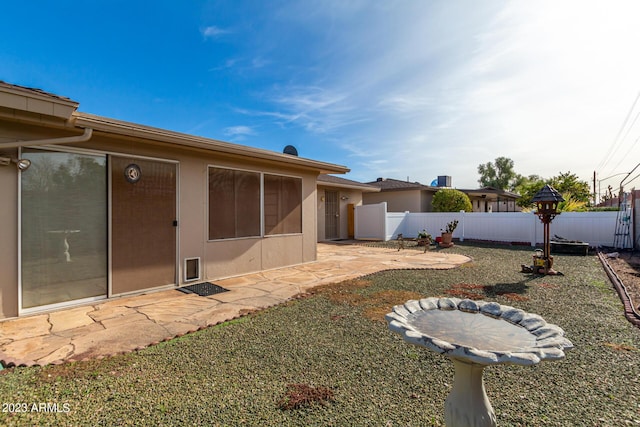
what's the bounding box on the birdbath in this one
[386,297,573,427]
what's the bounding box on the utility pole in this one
[593,171,597,205]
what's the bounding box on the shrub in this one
[432,189,472,212]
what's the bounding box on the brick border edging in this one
[597,252,640,328]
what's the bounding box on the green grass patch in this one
[0,243,638,426]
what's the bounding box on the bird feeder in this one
[531,185,564,274]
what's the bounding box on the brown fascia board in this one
[367,178,438,192]
[460,188,521,199]
[73,112,349,175]
[318,174,381,191]
[0,81,79,120]
[376,184,437,192]
[318,178,380,192]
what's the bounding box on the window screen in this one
[209,167,260,239]
[264,174,302,235]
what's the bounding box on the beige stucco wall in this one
[420,191,434,212]
[0,120,321,318]
[204,169,317,278]
[81,135,320,283]
[316,185,364,241]
[363,189,423,212]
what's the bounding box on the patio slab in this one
[0,242,470,367]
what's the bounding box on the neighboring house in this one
[459,187,521,212]
[363,177,441,212]
[316,174,380,241]
[363,177,521,213]
[0,81,348,320]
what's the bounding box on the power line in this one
[597,90,640,174]
[610,133,640,173]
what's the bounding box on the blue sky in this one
[3,1,640,194]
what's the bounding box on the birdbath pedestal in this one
[386,297,573,427]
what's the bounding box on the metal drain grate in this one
[177,282,229,297]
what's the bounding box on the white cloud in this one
[224,125,256,137]
[215,1,640,188]
[201,25,230,39]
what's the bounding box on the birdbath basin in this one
[386,297,573,427]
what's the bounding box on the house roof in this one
[0,81,349,175]
[73,112,349,174]
[0,80,77,103]
[0,80,79,120]
[318,174,380,192]
[365,178,521,200]
[365,177,438,192]
[458,186,521,200]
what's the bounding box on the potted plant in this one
[417,229,432,246]
[440,220,458,247]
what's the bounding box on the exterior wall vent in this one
[184,257,201,282]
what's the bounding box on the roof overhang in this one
[462,190,520,200]
[0,81,79,120]
[318,180,380,192]
[73,112,349,175]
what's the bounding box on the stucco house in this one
[0,81,348,320]
[362,177,441,212]
[316,174,379,241]
[363,177,521,213]
[458,187,521,212]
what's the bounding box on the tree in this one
[514,172,591,210]
[432,188,472,212]
[548,172,591,203]
[514,175,545,208]
[477,157,519,191]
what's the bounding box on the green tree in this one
[477,157,519,191]
[514,175,545,209]
[514,172,591,210]
[548,172,591,203]
[432,188,472,212]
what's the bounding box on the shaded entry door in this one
[325,190,339,240]
[111,157,177,294]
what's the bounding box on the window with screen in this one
[208,167,261,239]
[264,174,302,235]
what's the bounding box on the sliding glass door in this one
[20,148,107,309]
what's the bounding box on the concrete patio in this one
[0,242,470,368]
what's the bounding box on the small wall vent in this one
[184,257,201,282]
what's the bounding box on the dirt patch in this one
[362,290,424,321]
[277,384,335,410]
[311,279,422,321]
[605,253,640,311]
[444,283,530,302]
[604,342,639,352]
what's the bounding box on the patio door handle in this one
[173,220,178,227]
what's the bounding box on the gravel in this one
[0,243,639,426]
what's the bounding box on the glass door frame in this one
[17,145,180,315]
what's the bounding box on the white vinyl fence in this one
[355,203,620,248]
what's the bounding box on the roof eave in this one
[0,81,79,120]
[73,112,349,174]
[318,181,381,192]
